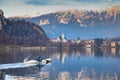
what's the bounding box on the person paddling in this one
[36,55,42,62]
[36,55,51,64]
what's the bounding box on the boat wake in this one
[0,62,37,70]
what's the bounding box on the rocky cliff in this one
[0,9,7,30]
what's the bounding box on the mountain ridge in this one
[9,5,120,39]
[11,5,120,27]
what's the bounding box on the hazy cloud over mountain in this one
[0,0,120,17]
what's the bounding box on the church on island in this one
[49,33,69,49]
[50,33,67,43]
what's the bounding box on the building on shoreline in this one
[48,33,120,49]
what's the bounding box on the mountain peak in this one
[9,6,120,39]
[0,9,7,30]
[10,15,31,18]
[0,9,4,16]
[108,5,120,10]
[11,5,120,26]
[106,5,120,13]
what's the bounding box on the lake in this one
[0,47,120,80]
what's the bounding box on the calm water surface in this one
[0,47,120,80]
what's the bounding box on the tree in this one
[94,38,104,47]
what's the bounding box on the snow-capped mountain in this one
[11,5,120,39]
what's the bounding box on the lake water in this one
[0,47,120,80]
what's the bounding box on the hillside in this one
[0,10,49,45]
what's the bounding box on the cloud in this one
[0,0,27,6]
[0,0,120,17]
[26,0,120,6]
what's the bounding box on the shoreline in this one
[0,45,120,50]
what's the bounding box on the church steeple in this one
[61,32,67,42]
[61,32,65,40]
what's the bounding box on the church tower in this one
[61,32,65,40]
[61,32,66,42]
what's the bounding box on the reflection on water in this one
[6,70,118,80]
[0,47,120,80]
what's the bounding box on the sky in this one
[0,0,120,17]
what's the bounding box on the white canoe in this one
[24,60,40,64]
[23,58,52,65]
